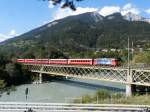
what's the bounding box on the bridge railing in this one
[0,102,149,111]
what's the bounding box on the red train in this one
[16,58,118,66]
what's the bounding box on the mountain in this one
[123,12,150,23]
[106,13,124,20]
[123,12,145,21]
[0,12,150,58]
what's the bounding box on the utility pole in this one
[128,37,130,68]
[126,36,133,97]
[131,41,134,60]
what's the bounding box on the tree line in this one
[0,54,32,89]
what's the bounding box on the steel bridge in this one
[0,102,149,112]
[24,64,150,96]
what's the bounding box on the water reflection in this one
[58,79,125,92]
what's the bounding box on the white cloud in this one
[52,7,98,20]
[9,29,17,36]
[0,34,10,42]
[48,1,54,9]
[121,3,140,15]
[97,3,139,16]
[0,30,18,42]
[43,21,49,25]
[123,3,132,10]
[51,3,141,20]
[145,8,150,14]
[98,6,120,16]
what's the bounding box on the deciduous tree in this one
[42,0,84,10]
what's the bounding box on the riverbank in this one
[0,78,125,103]
[0,85,17,96]
[73,90,150,105]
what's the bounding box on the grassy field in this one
[73,90,150,105]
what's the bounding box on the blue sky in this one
[0,0,150,42]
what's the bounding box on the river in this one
[0,77,125,103]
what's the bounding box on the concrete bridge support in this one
[39,73,42,84]
[38,66,44,84]
[126,68,133,97]
[126,84,132,97]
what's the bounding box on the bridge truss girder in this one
[24,64,150,87]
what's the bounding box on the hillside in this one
[0,12,150,58]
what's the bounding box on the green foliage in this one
[132,52,150,64]
[0,80,6,89]
[111,93,125,99]
[10,85,16,91]
[73,90,150,105]
[74,89,111,103]
[22,52,35,59]
[81,95,92,103]
[49,50,67,58]
[94,89,110,100]
[44,0,82,11]
[0,55,32,88]
[0,13,150,59]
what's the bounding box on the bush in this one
[111,93,124,99]
[94,89,110,100]
[10,85,16,91]
[81,95,92,103]
[132,52,150,64]
[0,80,6,89]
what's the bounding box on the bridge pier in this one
[38,66,44,84]
[39,73,42,84]
[126,68,133,97]
[126,84,132,97]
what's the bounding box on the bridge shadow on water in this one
[55,78,125,92]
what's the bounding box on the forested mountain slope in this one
[0,12,150,58]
